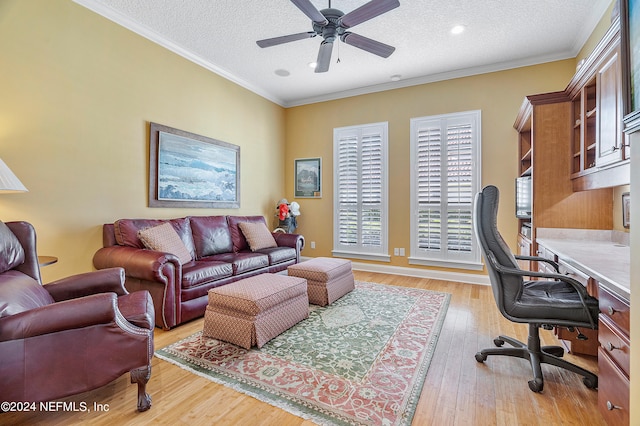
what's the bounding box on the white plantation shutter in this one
[337,133,358,246]
[410,111,481,269]
[416,125,442,251]
[333,123,389,261]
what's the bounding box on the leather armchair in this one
[0,221,154,412]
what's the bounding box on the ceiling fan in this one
[256,0,400,73]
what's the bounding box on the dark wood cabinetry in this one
[597,284,630,426]
[535,237,631,425]
[514,15,631,425]
[571,78,597,175]
[567,17,630,191]
[514,95,613,260]
[535,243,599,356]
[596,47,625,167]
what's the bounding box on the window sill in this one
[408,256,483,271]
[332,250,391,263]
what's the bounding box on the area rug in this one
[156,281,450,426]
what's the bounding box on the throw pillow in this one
[238,221,277,251]
[138,222,192,265]
[0,221,25,274]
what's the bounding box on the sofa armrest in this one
[46,268,127,302]
[93,246,180,284]
[0,293,117,342]
[272,233,305,251]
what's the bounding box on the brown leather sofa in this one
[0,221,154,412]
[93,215,304,330]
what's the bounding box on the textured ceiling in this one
[74,0,612,107]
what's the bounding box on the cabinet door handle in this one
[606,342,619,351]
[606,401,621,411]
[607,306,616,315]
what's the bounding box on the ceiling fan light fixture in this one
[390,74,401,81]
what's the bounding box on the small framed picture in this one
[622,192,630,228]
[294,158,322,198]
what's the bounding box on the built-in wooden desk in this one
[536,229,630,426]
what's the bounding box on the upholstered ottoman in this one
[203,273,308,349]
[287,257,354,306]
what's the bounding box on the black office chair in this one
[473,185,599,392]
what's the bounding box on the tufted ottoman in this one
[203,273,308,349]
[287,257,354,306]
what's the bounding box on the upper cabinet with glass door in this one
[567,16,629,191]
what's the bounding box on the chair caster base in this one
[528,378,544,393]
[583,375,598,389]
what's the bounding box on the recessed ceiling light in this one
[274,69,290,77]
[451,25,465,35]
[390,74,401,82]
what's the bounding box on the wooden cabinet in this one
[513,16,630,425]
[534,238,631,425]
[596,46,625,167]
[571,78,597,176]
[567,16,630,191]
[514,95,613,253]
[555,259,598,356]
[597,284,630,426]
[536,242,599,356]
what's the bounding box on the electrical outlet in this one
[394,248,399,256]
[399,248,405,256]
[310,241,316,249]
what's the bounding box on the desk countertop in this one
[536,232,630,301]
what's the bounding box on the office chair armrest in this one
[487,251,596,329]
[513,255,560,273]
[488,251,587,295]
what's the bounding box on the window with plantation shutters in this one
[409,111,482,269]
[333,122,389,262]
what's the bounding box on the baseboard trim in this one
[299,256,490,286]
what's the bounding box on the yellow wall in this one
[0,0,286,282]
[0,1,621,280]
[285,60,576,272]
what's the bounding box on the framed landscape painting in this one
[294,157,322,198]
[149,122,240,208]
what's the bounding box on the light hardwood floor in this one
[2,271,605,425]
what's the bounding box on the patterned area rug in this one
[156,281,450,425]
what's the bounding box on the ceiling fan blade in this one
[291,0,328,25]
[341,32,395,58]
[315,41,334,73]
[340,0,400,28]
[256,31,316,48]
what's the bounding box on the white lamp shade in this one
[0,158,28,192]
